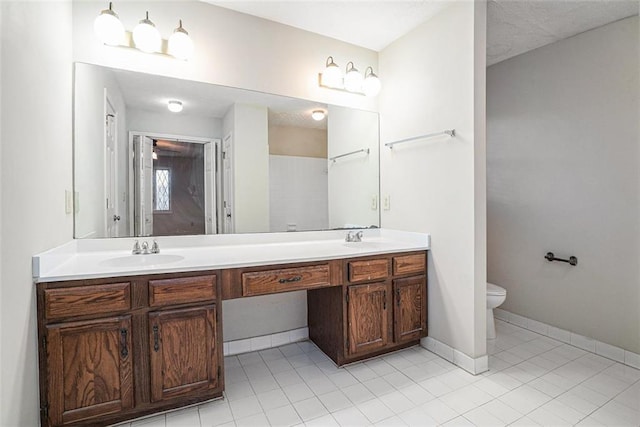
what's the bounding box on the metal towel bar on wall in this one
[545,252,578,266]
[385,129,455,149]
[329,148,370,163]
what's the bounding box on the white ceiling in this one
[207,0,638,64]
[487,0,639,65]
[206,1,450,51]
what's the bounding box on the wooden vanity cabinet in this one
[308,251,428,366]
[36,272,223,427]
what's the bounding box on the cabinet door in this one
[346,283,390,356]
[394,276,427,343]
[149,305,218,402]
[46,316,133,426]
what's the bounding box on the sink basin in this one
[99,254,185,268]
[342,242,386,250]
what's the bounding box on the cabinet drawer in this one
[44,282,131,321]
[149,275,217,307]
[393,253,426,276]
[348,259,389,283]
[242,264,331,296]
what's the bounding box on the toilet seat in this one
[487,283,506,296]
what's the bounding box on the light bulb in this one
[344,62,363,93]
[133,11,161,53]
[93,2,125,46]
[362,67,381,97]
[168,20,194,60]
[168,100,183,113]
[311,110,326,121]
[322,56,342,88]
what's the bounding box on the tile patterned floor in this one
[117,320,640,426]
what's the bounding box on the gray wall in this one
[487,16,639,353]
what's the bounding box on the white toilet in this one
[486,283,507,340]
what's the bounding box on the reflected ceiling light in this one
[344,62,363,93]
[133,11,161,53]
[152,150,158,160]
[168,19,194,60]
[362,66,381,97]
[322,56,342,88]
[311,110,326,121]
[167,100,183,113]
[93,2,125,46]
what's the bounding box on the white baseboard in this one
[494,308,640,370]
[223,327,309,356]
[421,336,489,375]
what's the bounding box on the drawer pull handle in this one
[153,325,160,352]
[120,328,128,359]
[278,276,302,284]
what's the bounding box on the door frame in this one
[128,132,221,235]
[104,90,119,238]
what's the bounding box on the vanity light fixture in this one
[93,3,194,60]
[322,56,343,88]
[167,100,183,113]
[344,62,363,93]
[93,2,125,46]
[318,57,380,96]
[152,150,158,160]
[311,110,326,121]
[168,20,194,60]
[362,67,381,97]
[133,11,161,53]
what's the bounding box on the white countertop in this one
[33,229,430,282]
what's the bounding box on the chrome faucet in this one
[141,241,150,254]
[132,240,141,255]
[345,231,364,242]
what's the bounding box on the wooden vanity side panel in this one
[307,286,344,365]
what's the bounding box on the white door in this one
[204,141,217,234]
[104,98,119,237]
[133,134,154,236]
[222,133,234,234]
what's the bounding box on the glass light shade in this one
[344,62,363,93]
[168,21,193,60]
[311,110,325,121]
[93,4,125,46]
[133,13,161,53]
[168,100,183,113]
[362,69,381,97]
[322,56,342,88]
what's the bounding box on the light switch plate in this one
[383,195,391,211]
[65,190,73,214]
[371,194,378,210]
[74,191,80,213]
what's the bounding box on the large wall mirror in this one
[74,63,380,238]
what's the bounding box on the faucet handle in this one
[132,240,141,255]
[141,241,149,254]
[356,231,363,241]
[345,231,354,242]
[151,240,160,254]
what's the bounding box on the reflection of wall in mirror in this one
[74,63,128,238]
[269,126,328,232]
[328,106,380,228]
[223,104,269,233]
